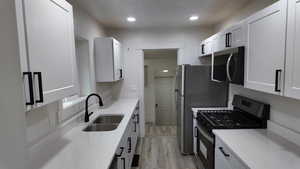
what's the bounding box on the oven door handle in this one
[197,125,214,143]
[226,53,233,82]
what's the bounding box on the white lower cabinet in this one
[244,0,287,95]
[113,106,140,169]
[215,137,249,169]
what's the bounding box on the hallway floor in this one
[133,124,198,169]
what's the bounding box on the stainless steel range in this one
[193,95,270,169]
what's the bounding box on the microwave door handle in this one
[226,53,233,82]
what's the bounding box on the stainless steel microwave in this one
[212,46,244,85]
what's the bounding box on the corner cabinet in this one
[16,0,77,109]
[244,0,287,95]
[284,0,300,99]
[94,38,123,82]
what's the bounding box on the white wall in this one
[107,27,213,136]
[0,0,27,169]
[26,0,108,145]
[214,0,300,134]
[144,53,177,124]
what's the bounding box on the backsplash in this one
[229,84,300,135]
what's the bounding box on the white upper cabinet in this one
[212,22,246,53]
[18,0,77,109]
[200,37,213,56]
[244,0,287,95]
[95,38,123,82]
[284,0,300,99]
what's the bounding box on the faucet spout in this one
[85,93,103,122]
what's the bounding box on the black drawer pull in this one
[116,147,124,157]
[121,157,126,169]
[128,137,132,153]
[219,147,230,157]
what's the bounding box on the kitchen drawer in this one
[215,136,249,169]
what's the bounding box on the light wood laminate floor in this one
[133,125,198,169]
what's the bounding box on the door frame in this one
[135,45,183,137]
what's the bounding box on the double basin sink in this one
[83,115,124,132]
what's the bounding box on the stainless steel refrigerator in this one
[175,65,228,154]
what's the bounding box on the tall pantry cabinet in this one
[16,0,77,110]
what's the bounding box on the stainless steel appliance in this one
[212,46,245,85]
[195,95,270,169]
[175,65,228,154]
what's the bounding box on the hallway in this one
[133,125,197,169]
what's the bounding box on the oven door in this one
[196,124,215,169]
[212,46,244,85]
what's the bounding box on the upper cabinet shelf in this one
[94,37,124,82]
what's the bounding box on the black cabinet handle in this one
[120,69,123,79]
[134,122,137,132]
[121,157,126,169]
[116,147,124,157]
[225,33,228,47]
[219,147,230,157]
[201,44,205,54]
[34,72,44,103]
[275,69,282,92]
[23,72,34,105]
[225,33,232,47]
[127,137,132,153]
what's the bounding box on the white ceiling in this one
[73,0,251,29]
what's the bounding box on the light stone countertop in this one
[28,98,139,169]
[213,129,300,169]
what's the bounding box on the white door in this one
[285,0,300,100]
[155,77,176,125]
[24,0,77,106]
[245,0,287,95]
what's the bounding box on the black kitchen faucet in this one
[85,93,104,122]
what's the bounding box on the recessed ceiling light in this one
[127,17,136,22]
[189,15,199,21]
[162,69,169,73]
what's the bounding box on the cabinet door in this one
[245,0,287,95]
[230,24,246,47]
[285,0,300,99]
[113,40,121,81]
[24,0,77,105]
[213,33,226,52]
[205,40,213,55]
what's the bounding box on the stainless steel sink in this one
[83,124,118,132]
[92,115,123,124]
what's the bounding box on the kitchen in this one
[1,0,300,169]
